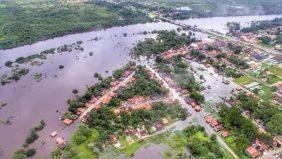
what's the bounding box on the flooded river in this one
[179,14,282,34]
[0,15,281,158]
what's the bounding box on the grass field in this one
[258,85,274,101]
[268,65,282,78]
[234,76,255,85]
[223,135,251,159]
[267,74,282,84]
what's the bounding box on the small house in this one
[62,118,73,126]
[50,131,58,138]
[220,130,229,138]
[246,146,260,158]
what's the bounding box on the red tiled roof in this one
[221,130,229,138]
[246,146,260,158]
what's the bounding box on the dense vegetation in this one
[133,30,193,56]
[87,101,187,139]
[241,18,282,33]
[0,0,152,49]
[115,66,168,101]
[53,101,187,159]
[183,125,229,158]
[67,61,135,114]
[236,92,282,136]
[218,92,281,156]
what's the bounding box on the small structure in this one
[255,140,269,152]
[155,123,164,131]
[138,129,148,136]
[246,146,260,158]
[162,118,169,125]
[243,110,251,117]
[56,137,67,149]
[220,130,229,138]
[214,125,222,132]
[62,118,73,126]
[101,96,112,105]
[195,105,202,112]
[50,131,58,138]
[190,101,197,108]
[204,115,219,127]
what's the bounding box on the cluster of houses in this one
[246,138,282,158]
[60,65,137,126]
[185,98,202,112]
[103,116,170,149]
[239,27,282,52]
[204,115,225,132]
[114,96,153,116]
[162,46,189,59]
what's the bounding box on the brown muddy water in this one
[0,14,281,159]
[0,22,178,158]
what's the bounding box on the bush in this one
[26,149,36,158]
[5,61,13,67]
[25,129,38,145]
[12,149,26,159]
[190,91,205,104]
[72,89,78,94]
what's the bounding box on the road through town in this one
[141,60,239,159]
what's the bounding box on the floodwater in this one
[178,14,282,34]
[0,15,280,158]
[189,61,237,103]
[130,144,167,159]
[0,22,178,158]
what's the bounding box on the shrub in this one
[72,89,78,94]
[25,129,38,145]
[12,149,26,159]
[26,149,36,158]
[5,61,13,67]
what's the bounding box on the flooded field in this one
[131,144,167,159]
[0,14,281,158]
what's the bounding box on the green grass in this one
[119,140,143,156]
[268,65,282,78]
[258,85,274,101]
[234,76,255,85]
[68,129,100,159]
[267,74,282,84]
[223,135,251,159]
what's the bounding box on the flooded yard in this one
[130,144,167,159]
[189,61,237,103]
